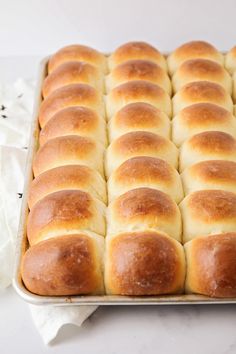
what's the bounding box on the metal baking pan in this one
[13,56,236,306]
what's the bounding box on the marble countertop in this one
[1,287,236,354]
[0,56,236,354]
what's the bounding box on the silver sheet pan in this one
[12,56,236,306]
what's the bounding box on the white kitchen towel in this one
[0,79,98,344]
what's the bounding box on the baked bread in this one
[105,230,185,295]
[108,41,167,71]
[48,44,107,73]
[167,40,223,75]
[106,60,171,94]
[39,83,105,128]
[172,59,231,93]
[185,233,236,297]
[179,131,236,172]
[105,131,178,177]
[172,81,233,116]
[27,190,106,245]
[181,160,236,196]
[225,46,236,74]
[28,165,107,208]
[107,188,182,241]
[39,106,107,146]
[172,103,236,147]
[107,156,183,203]
[43,61,104,98]
[108,102,170,141]
[21,233,104,296]
[180,190,236,243]
[33,135,105,177]
[106,81,172,120]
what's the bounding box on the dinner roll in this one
[225,46,236,74]
[172,103,236,147]
[28,165,107,209]
[39,106,107,146]
[108,41,167,71]
[106,81,172,119]
[106,60,171,95]
[179,131,236,172]
[185,233,236,297]
[21,233,104,296]
[33,135,104,177]
[167,40,223,75]
[27,190,106,245]
[180,190,236,243]
[107,188,182,241]
[48,44,107,73]
[172,59,232,93]
[39,83,104,128]
[42,61,104,98]
[105,230,185,295]
[105,131,178,177]
[172,81,233,116]
[107,156,183,203]
[108,103,170,141]
[182,160,236,196]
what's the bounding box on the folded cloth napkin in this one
[0,79,98,344]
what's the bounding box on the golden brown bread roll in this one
[225,46,236,74]
[185,233,236,298]
[107,188,182,241]
[180,190,236,243]
[33,135,104,177]
[39,106,107,146]
[172,59,232,93]
[105,230,185,295]
[108,41,167,71]
[106,80,172,120]
[42,61,104,98]
[181,160,236,196]
[172,103,236,147]
[108,102,170,142]
[21,233,104,296]
[28,165,107,209]
[172,81,233,116]
[107,156,183,203]
[27,190,106,245]
[48,44,107,73]
[179,131,236,172]
[39,83,105,128]
[167,40,223,75]
[105,131,178,177]
[106,60,171,94]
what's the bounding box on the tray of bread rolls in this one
[13,41,236,305]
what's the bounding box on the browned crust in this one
[27,190,105,245]
[38,83,102,128]
[43,61,101,97]
[187,190,236,221]
[186,233,236,297]
[39,106,102,146]
[48,44,107,73]
[21,234,103,296]
[106,231,185,295]
[112,188,177,221]
[177,103,232,127]
[28,165,106,208]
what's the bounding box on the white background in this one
[1,0,236,56]
[1,0,236,353]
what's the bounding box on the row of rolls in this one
[21,40,236,298]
